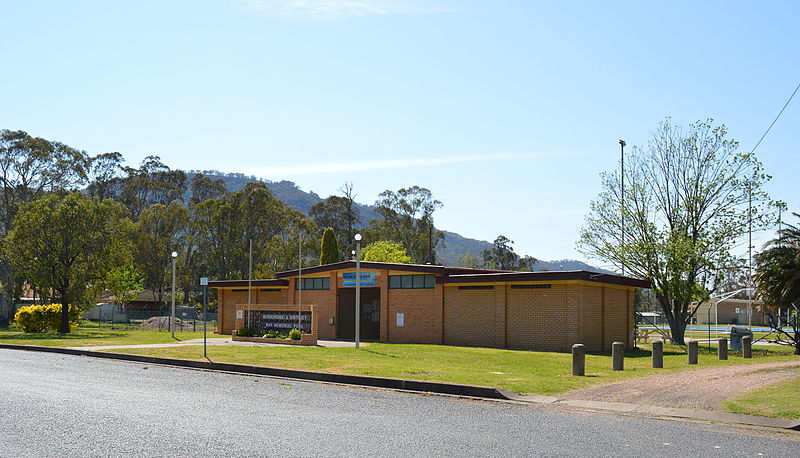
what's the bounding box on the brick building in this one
[209,261,649,352]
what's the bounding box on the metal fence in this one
[87,308,218,332]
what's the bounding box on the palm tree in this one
[754,212,800,354]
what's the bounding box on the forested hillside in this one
[187,171,611,271]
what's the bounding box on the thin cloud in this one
[227,152,565,176]
[234,0,456,19]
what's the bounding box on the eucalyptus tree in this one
[367,185,443,264]
[579,118,771,344]
[0,130,90,319]
[119,156,186,220]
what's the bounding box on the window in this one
[295,277,330,290]
[259,288,282,292]
[389,274,435,289]
[458,285,494,290]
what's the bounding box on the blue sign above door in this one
[342,272,377,287]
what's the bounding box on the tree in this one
[133,202,188,308]
[319,227,340,265]
[367,186,443,263]
[458,252,480,268]
[106,266,145,307]
[119,156,186,220]
[193,182,316,280]
[5,193,133,333]
[361,240,413,264]
[309,182,360,258]
[482,235,536,271]
[579,118,771,344]
[86,152,124,200]
[754,213,800,354]
[0,130,90,323]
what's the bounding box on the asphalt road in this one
[1,349,798,457]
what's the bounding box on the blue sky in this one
[2,0,798,265]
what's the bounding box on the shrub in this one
[14,303,79,333]
[289,328,302,340]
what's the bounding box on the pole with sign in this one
[200,277,208,358]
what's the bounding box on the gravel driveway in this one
[564,360,800,410]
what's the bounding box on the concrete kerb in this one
[2,343,799,432]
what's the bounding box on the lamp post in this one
[171,251,178,339]
[354,233,362,349]
[619,139,626,276]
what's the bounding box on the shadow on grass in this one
[361,348,399,358]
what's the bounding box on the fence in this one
[87,308,218,332]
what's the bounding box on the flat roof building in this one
[210,261,649,352]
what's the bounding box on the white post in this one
[247,239,252,330]
[171,251,177,338]
[354,233,362,349]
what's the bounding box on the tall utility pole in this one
[619,139,626,276]
[354,233,362,349]
[170,251,177,338]
[748,185,753,329]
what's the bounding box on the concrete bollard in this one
[688,340,698,365]
[612,341,624,371]
[742,335,752,358]
[652,340,663,368]
[718,338,728,360]
[572,344,586,376]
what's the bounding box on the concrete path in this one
[66,337,363,351]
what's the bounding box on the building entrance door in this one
[336,287,380,340]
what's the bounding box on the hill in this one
[186,171,613,272]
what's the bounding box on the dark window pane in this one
[322,277,330,289]
[424,275,435,288]
[389,276,401,288]
[401,276,413,288]
[412,275,424,288]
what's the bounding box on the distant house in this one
[693,298,767,326]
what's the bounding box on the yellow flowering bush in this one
[14,303,80,333]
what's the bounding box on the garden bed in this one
[232,331,317,346]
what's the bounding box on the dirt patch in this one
[564,361,800,411]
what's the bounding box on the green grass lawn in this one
[100,342,799,396]
[723,367,800,419]
[0,321,226,347]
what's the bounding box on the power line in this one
[750,80,800,154]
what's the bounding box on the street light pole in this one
[171,251,178,339]
[354,233,362,349]
[619,139,626,276]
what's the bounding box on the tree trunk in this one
[667,319,687,346]
[659,296,689,345]
[59,302,70,334]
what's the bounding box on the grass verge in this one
[723,368,800,419]
[0,321,226,347]
[101,342,799,396]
